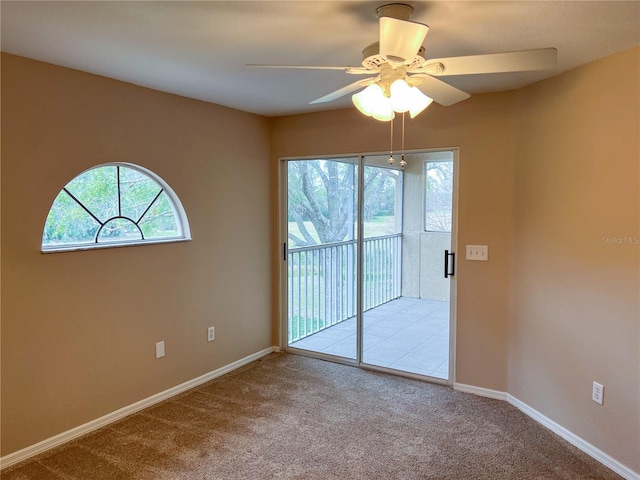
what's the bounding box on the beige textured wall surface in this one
[270,93,517,392]
[509,47,640,472]
[1,54,273,455]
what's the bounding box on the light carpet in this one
[2,353,623,479]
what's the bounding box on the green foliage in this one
[43,190,100,244]
[139,192,178,239]
[97,218,142,242]
[287,160,401,247]
[425,161,453,232]
[66,166,118,222]
[363,166,398,220]
[288,315,322,342]
[288,160,357,246]
[42,165,180,247]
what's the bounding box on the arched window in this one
[42,163,191,252]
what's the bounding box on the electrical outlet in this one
[466,245,489,261]
[155,341,165,359]
[592,381,604,405]
[207,326,215,342]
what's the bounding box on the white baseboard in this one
[453,382,508,401]
[507,395,639,480]
[0,346,278,470]
[453,383,637,480]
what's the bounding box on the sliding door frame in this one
[279,148,458,385]
[279,154,361,367]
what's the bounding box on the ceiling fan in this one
[248,3,557,120]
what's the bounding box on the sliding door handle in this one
[444,250,455,278]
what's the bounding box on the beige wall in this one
[509,47,640,472]
[1,54,273,455]
[270,93,517,392]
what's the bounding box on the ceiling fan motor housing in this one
[361,42,426,70]
[376,3,414,21]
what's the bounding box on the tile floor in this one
[290,297,450,379]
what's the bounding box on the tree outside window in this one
[42,163,190,252]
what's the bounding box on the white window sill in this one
[41,237,192,254]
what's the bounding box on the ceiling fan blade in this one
[309,78,377,104]
[247,64,353,71]
[246,64,373,75]
[411,74,471,106]
[379,17,429,64]
[427,48,558,76]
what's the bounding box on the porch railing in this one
[287,234,401,343]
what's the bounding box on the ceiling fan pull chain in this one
[388,117,395,165]
[400,112,407,168]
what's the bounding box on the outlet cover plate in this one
[155,341,165,358]
[592,381,604,405]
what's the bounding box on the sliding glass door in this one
[285,158,358,360]
[283,151,456,382]
[362,151,454,379]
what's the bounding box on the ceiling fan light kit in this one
[353,84,393,121]
[352,78,433,121]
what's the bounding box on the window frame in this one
[41,162,191,253]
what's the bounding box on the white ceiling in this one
[2,1,639,117]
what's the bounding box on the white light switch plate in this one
[466,245,488,261]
